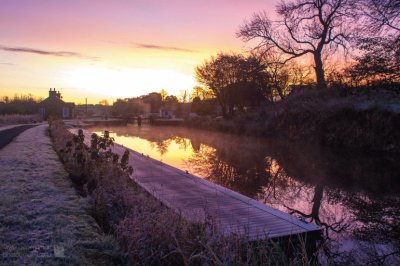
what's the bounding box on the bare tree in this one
[238,0,354,90]
[255,50,312,99]
[348,1,399,85]
[359,0,400,33]
[346,36,400,84]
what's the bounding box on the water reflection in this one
[87,124,400,265]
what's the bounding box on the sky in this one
[0,0,278,104]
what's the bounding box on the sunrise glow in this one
[0,0,277,103]
[64,67,196,98]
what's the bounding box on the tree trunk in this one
[311,183,324,220]
[314,52,327,90]
[276,85,285,100]
[216,96,227,118]
[228,104,234,118]
[221,104,227,118]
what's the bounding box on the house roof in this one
[40,97,74,107]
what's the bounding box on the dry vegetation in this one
[49,119,315,265]
[0,114,41,125]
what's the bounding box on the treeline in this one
[0,94,42,114]
[193,0,399,119]
[195,53,311,118]
[111,89,218,117]
[111,91,178,117]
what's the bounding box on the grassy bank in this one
[185,88,400,153]
[0,125,121,265]
[49,120,316,265]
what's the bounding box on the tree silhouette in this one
[160,89,168,101]
[195,53,268,118]
[238,0,354,90]
[111,98,146,117]
[163,95,178,108]
[359,0,400,33]
[256,50,312,99]
[348,0,400,85]
[0,94,41,114]
[140,92,162,113]
[347,36,400,84]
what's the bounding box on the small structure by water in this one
[159,108,175,119]
[39,88,75,120]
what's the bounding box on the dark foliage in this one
[196,53,270,118]
[0,94,41,114]
[347,36,400,85]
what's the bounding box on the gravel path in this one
[0,124,38,149]
[0,125,120,265]
[0,125,22,131]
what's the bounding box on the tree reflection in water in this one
[151,139,171,155]
[87,124,400,265]
[188,141,400,265]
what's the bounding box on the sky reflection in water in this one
[88,124,400,265]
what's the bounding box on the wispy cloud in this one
[0,45,98,60]
[133,43,198,53]
[0,62,15,66]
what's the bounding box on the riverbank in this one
[0,125,122,265]
[49,120,316,265]
[84,122,400,265]
[185,88,400,153]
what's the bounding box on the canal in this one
[87,123,400,265]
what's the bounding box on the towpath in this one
[0,125,119,265]
[0,124,38,149]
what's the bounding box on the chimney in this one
[49,88,56,98]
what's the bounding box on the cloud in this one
[0,45,98,60]
[0,62,15,66]
[133,43,197,53]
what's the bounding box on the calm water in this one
[88,124,400,265]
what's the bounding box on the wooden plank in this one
[70,129,321,240]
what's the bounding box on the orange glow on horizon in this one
[63,66,197,99]
[0,0,279,103]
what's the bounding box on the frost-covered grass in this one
[0,114,41,125]
[0,125,123,265]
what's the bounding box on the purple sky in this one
[0,0,278,103]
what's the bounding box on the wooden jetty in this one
[73,129,321,241]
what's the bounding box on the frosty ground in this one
[0,125,121,265]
